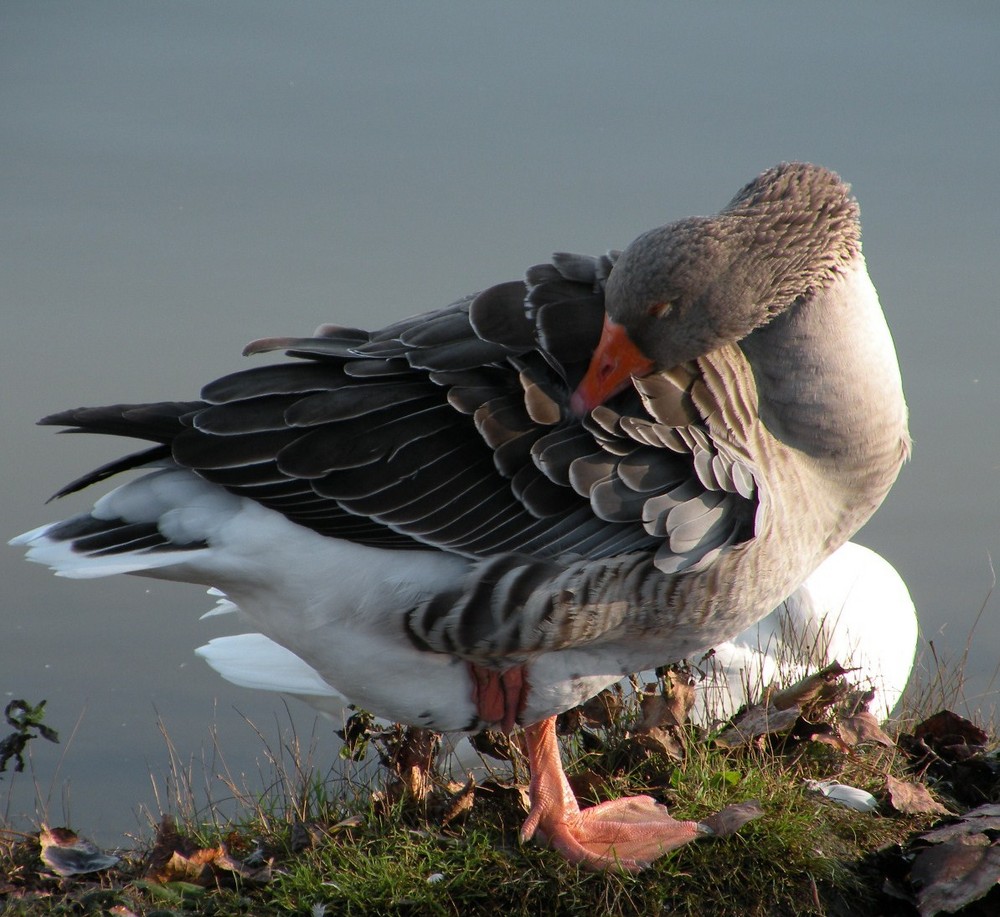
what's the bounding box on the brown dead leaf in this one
[635,673,695,731]
[212,848,272,884]
[440,777,476,827]
[390,726,440,774]
[38,825,119,877]
[396,766,434,802]
[700,800,764,837]
[158,848,220,884]
[798,723,851,753]
[147,816,197,877]
[714,704,801,748]
[145,815,270,885]
[469,728,524,762]
[157,846,271,885]
[580,685,624,728]
[885,775,950,817]
[664,669,696,726]
[631,725,686,762]
[336,709,377,761]
[898,711,1000,805]
[769,661,852,712]
[910,839,1000,916]
[289,820,321,853]
[919,805,1000,845]
[838,711,894,748]
[913,710,989,760]
[381,726,441,805]
[567,769,613,805]
[557,705,584,734]
[332,813,366,831]
[477,780,532,821]
[841,685,878,717]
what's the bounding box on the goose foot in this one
[519,716,705,872]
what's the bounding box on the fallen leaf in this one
[885,775,950,816]
[38,825,119,877]
[336,710,377,761]
[838,711,894,748]
[390,726,440,774]
[568,769,612,804]
[212,848,272,883]
[145,815,270,885]
[147,816,197,878]
[440,777,476,827]
[381,726,441,805]
[700,800,764,837]
[808,731,853,753]
[331,814,366,830]
[477,780,531,817]
[792,719,852,751]
[769,662,852,712]
[630,725,686,762]
[913,711,989,760]
[634,671,694,729]
[469,728,523,762]
[158,847,222,884]
[898,711,1000,805]
[842,685,878,717]
[919,804,1000,844]
[714,704,800,748]
[580,686,625,728]
[910,839,1000,916]
[289,820,326,852]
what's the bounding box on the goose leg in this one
[519,716,704,872]
[468,662,529,733]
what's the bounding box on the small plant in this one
[0,700,59,777]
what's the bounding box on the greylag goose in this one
[13,163,910,871]
[194,541,917,726]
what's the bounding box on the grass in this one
[256,737,928,917]
[2,607,998,917]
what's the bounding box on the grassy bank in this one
[2,663,999,916]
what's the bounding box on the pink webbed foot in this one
[464,670,709,871]
[524,792,706,872]
[520,716,706,872]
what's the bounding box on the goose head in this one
[571,162,862,414]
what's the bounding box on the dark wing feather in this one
[42,252,758,577]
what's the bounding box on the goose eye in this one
[648,301,675,318]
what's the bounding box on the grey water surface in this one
[2,2,998,843]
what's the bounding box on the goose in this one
[194,541,917,727]
[13,163,910,871]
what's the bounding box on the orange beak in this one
[570,316,654,416]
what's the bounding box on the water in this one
[2,2,998,844]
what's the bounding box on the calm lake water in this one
[3,2,998,844]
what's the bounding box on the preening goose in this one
[13,163,910,871]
